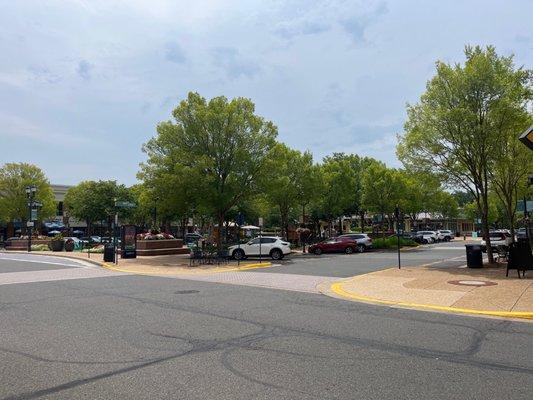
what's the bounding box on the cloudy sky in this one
[1,0,532,185]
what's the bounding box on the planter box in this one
[136,239,188,256]
[5,239,51,250]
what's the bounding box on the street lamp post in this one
[25,185,37,253]
[153,197,159,229]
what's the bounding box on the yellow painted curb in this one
[330,281,533,320]
[101,261,272,276]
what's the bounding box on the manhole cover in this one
[448,280,497,287]
[174,290,200,294]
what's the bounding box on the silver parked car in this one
[338,233,373,253]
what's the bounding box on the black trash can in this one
[103,243,115,263]
[465,244,483,268]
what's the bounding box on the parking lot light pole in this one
[25,186,37,253]
[153,196,159,229]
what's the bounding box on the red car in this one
[308,237,358,255]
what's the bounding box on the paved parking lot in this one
[258,240,469,277]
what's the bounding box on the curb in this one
[100,261,273,276]
[328,281,533,321]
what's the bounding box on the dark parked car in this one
[308,237,358,255]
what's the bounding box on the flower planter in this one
[5,239,51,251]
[136,239,188,256]
[64,241,75,252]
[50,240,64,252]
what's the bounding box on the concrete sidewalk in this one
[321,265,533,320]
[4,250,273,276]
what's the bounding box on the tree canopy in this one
[0,163,56,224]
[398,45,532,262]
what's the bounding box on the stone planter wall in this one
[5,239,51,250]
[136,239,188,256]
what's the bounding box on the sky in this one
[0,0,532,186]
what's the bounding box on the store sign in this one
[121,225,137,259]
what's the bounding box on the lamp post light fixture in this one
[25,185,37,252]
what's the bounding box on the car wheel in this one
[357,244,366,253]
[345,246,354,254]
[314,248,322,255]
[232,249,245,260]
[423,239,429,244]
[270,249,283,260]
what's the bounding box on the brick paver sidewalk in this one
[321,265,532,319]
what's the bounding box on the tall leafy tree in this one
[141,92,277,249]
[320,153,363,234]
[263,144,301,239]
[64,180,132,234]
[398,46,532,263]
[491,115,533,240]
[0,163,56,227]
[361,162,406,235]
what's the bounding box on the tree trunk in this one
[481,194,494,264]
[360,211,365,232]
[217,213,224,251]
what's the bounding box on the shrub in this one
[31,244,50,251]
[372,237,418,249]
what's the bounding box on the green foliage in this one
[397,45,532,262]
[141,92,277,248]
[31,244,50,251]
[372,237,418,249]
[0,163,56,223]
[361,161,404,215]
[319,153,365,221]
[64,180,133,231]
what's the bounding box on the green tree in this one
[397,46,532,263]
[361,162,406,235]
[141,92,277,250]
[320,153,364,234]
[263,144,301,239]
[491,115,533,240]
[0,163,56,228]
[64,180,132,235]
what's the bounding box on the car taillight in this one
[368,238,372,242]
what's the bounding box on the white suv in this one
[436,230,453,241]
[481,231,513,252]
[228,237,291,260]
[416,231,439,244]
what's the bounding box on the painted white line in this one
[0,256,85,268]
[0,268,129,286]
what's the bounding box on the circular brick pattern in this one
[448,280,497,287]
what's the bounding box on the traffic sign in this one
[115,201,136,208]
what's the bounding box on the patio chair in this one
[189,249,203,267]
[495,245,508,263]
[216,250,230,265]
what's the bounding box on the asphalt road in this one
[262,240,470,277]
[0,249,531,400]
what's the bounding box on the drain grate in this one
[174,290,200,294]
